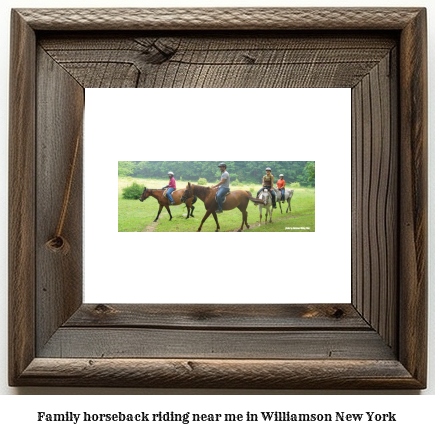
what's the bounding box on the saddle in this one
[163,189,176,204]
[215,190,231,204]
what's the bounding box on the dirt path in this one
[238,213,314,232]
[142,210,168,232]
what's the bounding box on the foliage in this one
[123,161,314,185]
[303,161,315,185]
[197,178,208,186]
[232,179,241,186]
[122,181,144,200]
[118,161,136,177]
[289,182,301,188]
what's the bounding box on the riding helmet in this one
[168,171,174,176]
[218,163,226,168]
[266,167,272,171]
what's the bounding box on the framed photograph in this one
[9,8,427,388]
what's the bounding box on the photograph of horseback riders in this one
[119,161,315,233]
[85,88,348,303]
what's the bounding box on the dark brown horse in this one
[139,187,197,223]
[181,183,263,232]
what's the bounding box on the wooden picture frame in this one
[9,8,427,389]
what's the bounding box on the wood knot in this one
[45,236,70,255]
[332,308,345,319]
[243,53,256,64]
[94,304,116,314]
[140,38,177,64]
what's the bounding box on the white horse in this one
[257,189,273,224]
[274,188,294,214]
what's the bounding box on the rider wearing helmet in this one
[163,171,176,205]
[277,174,286,203]
[257,167,276,208]
[211,163,230,214]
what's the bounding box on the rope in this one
[45,132,81,255]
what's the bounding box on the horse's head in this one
[259,189,270,205]
[139,187,150,202]
[181,182,193,203]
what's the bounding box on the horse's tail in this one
[246,191,264,205]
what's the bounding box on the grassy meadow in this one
[118,177,315,233]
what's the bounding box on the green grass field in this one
[118,177,315,232]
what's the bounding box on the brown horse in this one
[181,183,263,232]
[139,187,197,223]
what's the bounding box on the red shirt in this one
[277,179,285,189]
[168,177,176,189]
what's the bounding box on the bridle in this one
[139,187,149,202]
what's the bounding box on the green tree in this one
[303,161,315,185]
[118,161,136,177]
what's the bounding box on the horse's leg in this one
[279,201,282,214]
[244,209,250,229]
[236,204,248,231]
[237,208,245,232]
[198,210,212,232]
[154,204,163,222]
[190,205,195,218]
[287,198,291,213]
[211,211,220,232]
[165,204,173,221]
[259,207,263,225]
[186,205,190,219]
[270,206,273,223]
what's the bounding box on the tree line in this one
[119,161,315,186]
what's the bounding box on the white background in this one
[85,88,351,303]
[0,0,434,417]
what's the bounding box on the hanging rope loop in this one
[45,131,81,255]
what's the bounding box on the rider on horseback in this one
[257,167,277,209]
[277,174,286,203]
[211,163,230,214]
[162,171,176,205]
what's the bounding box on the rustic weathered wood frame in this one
[9,8,427,389]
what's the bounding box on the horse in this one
[139,187,197,223]
[181,182,263,232]
[257,189,274,224]
[274,188,294,214]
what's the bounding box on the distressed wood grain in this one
[398,8,428,386]
[39,33,396,88]
[65,304,369,330]
[35,47,84,353]
[351,51,398,352]
[18,358,420,389]
[39,329,395,360]
[8,9,36,386]
[16,8,422,31]
[9,8,427,389]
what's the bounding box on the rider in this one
[162,171,176,205]
[211,163,230,214]
[257,167,276,208]
[277,174,286,203]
